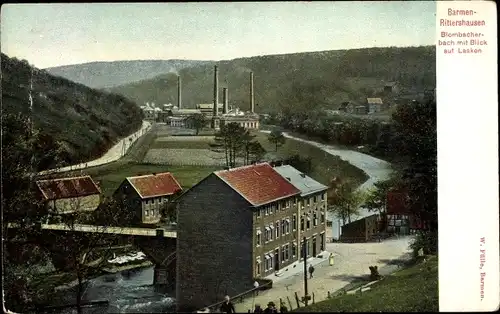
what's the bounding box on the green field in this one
[150,140,212,150]
[56,126,368,197]
[252,131,369,188]
[72,163,220,196]
[293,256,438,312]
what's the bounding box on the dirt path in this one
[38,120,151,175]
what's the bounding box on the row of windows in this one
[299,212,325,231]
[256,193,327,218]
[256,218,292,245]
[255,243,297,275]
[144,208,160,217]
[144,196,168,205]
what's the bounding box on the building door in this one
[320,233,325,251]
[274,249,280,271]
[312,236,317,257]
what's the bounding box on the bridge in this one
[7,223,177,287]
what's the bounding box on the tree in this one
[186,113,207,135]
[268,129,286,152]
[212,123,246,168]
[327,179,365,225]
[391,99,437,252]
[55,199,131,314]
[362,179,394,216]
[247,141,266,164]
[2,113,64,312]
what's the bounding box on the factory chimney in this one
[213,65,219,117]
[223,87,228,114]
[250,72,255,113]
[177,75,182,109]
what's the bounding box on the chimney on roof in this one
[249,72,255,113]
[177,75,182,109]
[223,87,228,114]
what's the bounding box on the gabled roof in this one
[367,98,383,105]
[273,165,328,196]
[126,172,183,199]
[36,176,101,200]
[215,163,301,206]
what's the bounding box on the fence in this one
[199,278,273,313]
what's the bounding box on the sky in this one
[1,2,436,69]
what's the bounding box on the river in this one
[45,266,175,314]
[45,132,391,313]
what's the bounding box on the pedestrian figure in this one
[254,304,264,313]
[254,280,260,296]
[264,301,278,313]
[308,264,315,279]
[279,301,288,313]
[220,295,236,313]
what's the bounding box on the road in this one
[38,120,151,175]
[236,236,413,312]
[260,130,393,238]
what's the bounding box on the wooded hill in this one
[1,53,144,168]
[108,46,436,113]
[46,59,214,89]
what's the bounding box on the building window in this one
[265,226,271,242]
[256,229,262,246]
[313,212,318,226]
[300,217,305,231]
[308,198,311,206]
[269,225,275,240]
[152,198,155,204]
[145,210,149,217]
[286,218,291,234]
[265,255,271,271]
[275,221,280,238]
[256,208,261,218]
[307,216,311,229]
[293,197,297,205]
[265,206,269,216]
[145,199,149,205]
[281,219,286,235]
[270,205,274,215]
[285,244,290,260]
[321,193,325,201]
[292,243,297,257]
[313,195,317,204]
[320,212,325,224]
[293,215,297,230]
[281,247,285,262]
[256,259,261,276]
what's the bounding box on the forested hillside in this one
[108,46,435,112]
[46,59,214,89]
[1,53,144,169]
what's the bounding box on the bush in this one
[409,231,438,258]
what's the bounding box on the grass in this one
[82,163,220,197]
[293,256,438,312]
[253,131,369,188]
[150,140,211,149]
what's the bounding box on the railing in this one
[199,278,273,313]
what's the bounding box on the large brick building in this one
[274,165,328,259]
[113,172,182,226]
[175,162,328,311]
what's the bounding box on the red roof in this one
[127,172,182,199]
[36,176,101,200]
[215,163,301,206]
[386,190,412,215]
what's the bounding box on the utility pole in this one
[302,236,309,307]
